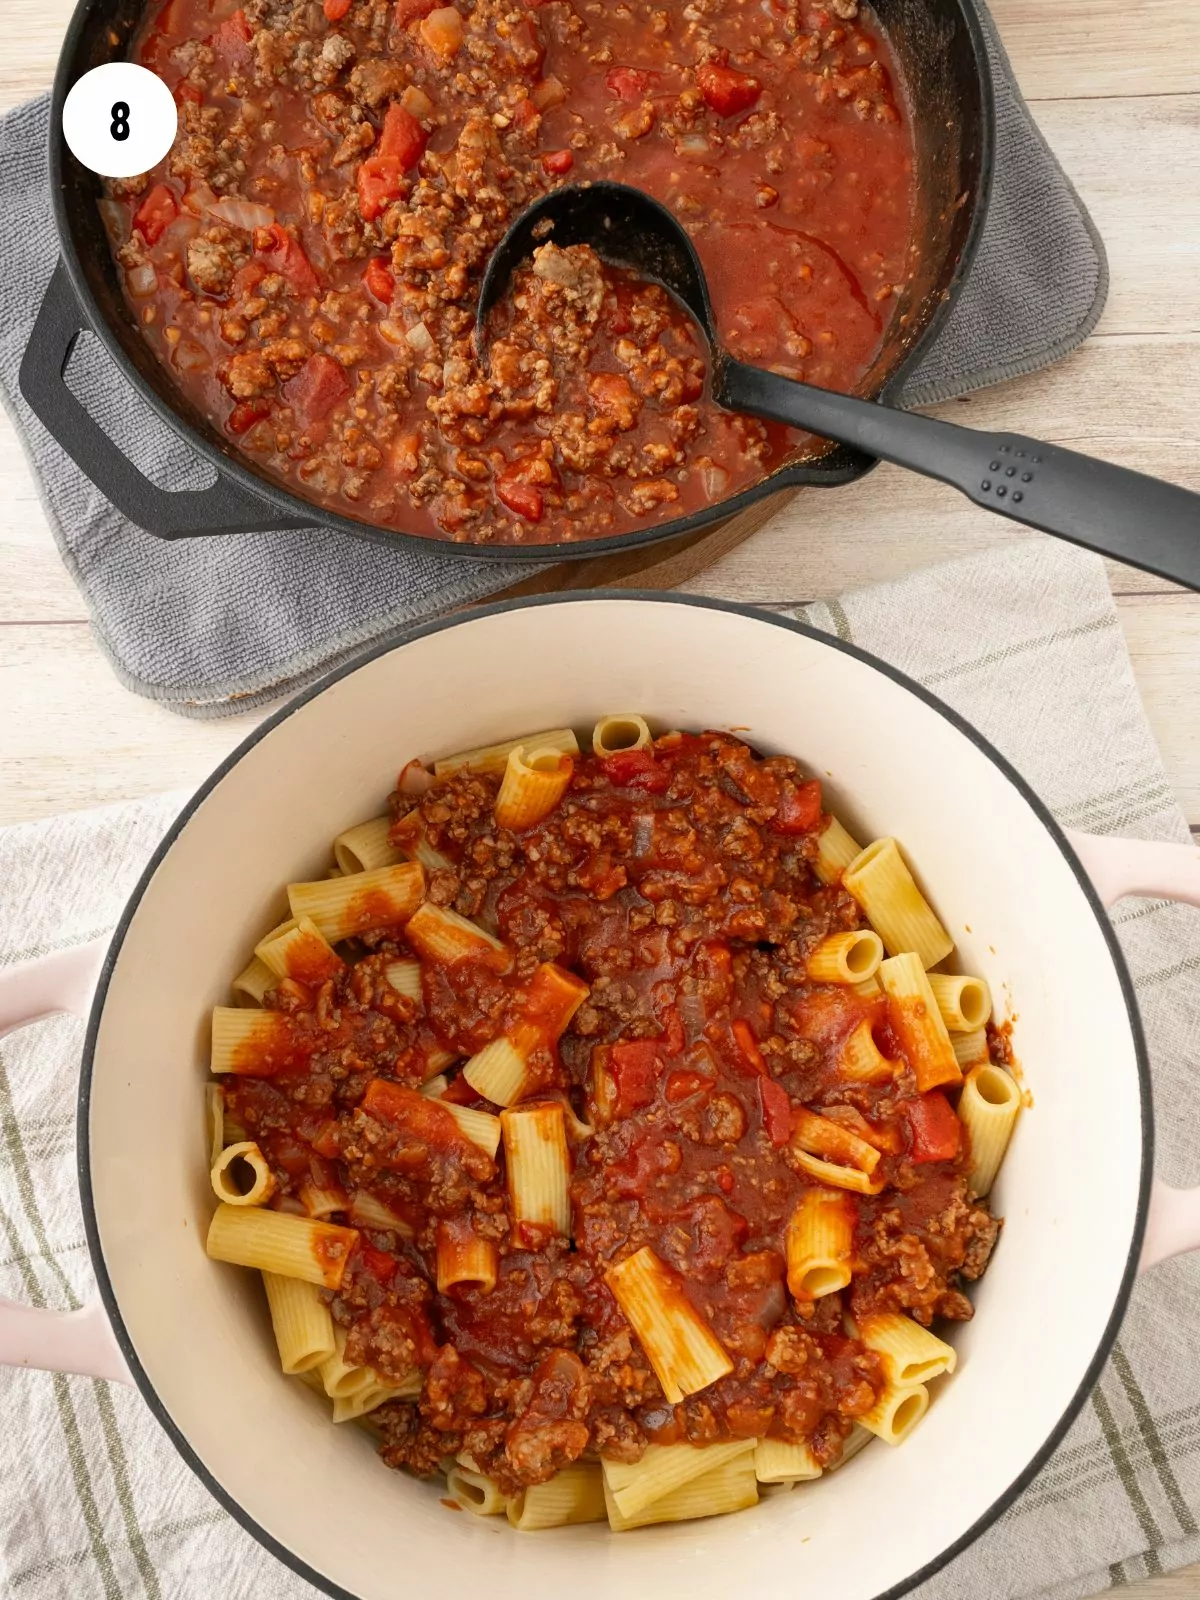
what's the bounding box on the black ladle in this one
[476,182,1200,591]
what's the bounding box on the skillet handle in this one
[1067,830,1200,1271]
[0,939,132,1385]
[19,260,312,541]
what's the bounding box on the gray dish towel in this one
[0,4,1107,718]
[2,540,1198,1600]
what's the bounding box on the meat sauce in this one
[219,731,999,1495]
[106,0,916,544]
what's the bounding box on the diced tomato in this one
[364,255,396,302]
[258,224,319,294]
[440,1074,485,1107]
[905,1091,962,1163]
[232,259,266,297]
[284,353,350,426]
[227,398,271,435]
[542,148,574,175]
[357,155,406,222]
[395,0,438,21]
[132,183,179,245]
[496,473,544,522]
[357,1242,398,1283]
[609,1039,662,1118]
[758,1076,793,1145]
[310,1119,342,1160]
[664,1069,712,1105]
[772,778,823,836]
[731,1017,767,1075]
[211,8,253,64]
[715,1166,735,1194]
[175,80,204,105]
[605,67,654,102]
[378,103,428,169]
[324,0,353,17]
[600,747,670,793]
[696,61,762,117]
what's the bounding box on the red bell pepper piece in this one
[324,0,353,17]
[758,1076,793,1145]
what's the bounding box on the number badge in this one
[62,63,178,180]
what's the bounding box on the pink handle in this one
[1068,831,1200,1271]
[0,939,131,1385]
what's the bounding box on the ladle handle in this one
[722,359,1200,590]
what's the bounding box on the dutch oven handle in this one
[1068,830,1200,1271]
[0,937,131,1383]
[19,260,312,540]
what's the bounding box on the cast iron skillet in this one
[19,0,994,563]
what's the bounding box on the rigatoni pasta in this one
[204,719,1014,1535]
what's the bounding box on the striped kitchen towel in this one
[1,537,1198,1599]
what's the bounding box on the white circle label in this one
[62,63,179,181]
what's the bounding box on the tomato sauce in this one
[105,0,916,544]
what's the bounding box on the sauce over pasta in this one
[213,728,1004,1518]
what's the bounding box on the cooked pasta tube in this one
[210,1142,276,1207]
[507,1464,607,1530]
[383,959,423,1001]
[502,1103,571,1236]
[435,727,579,777]
[843,838,953,968]
[333,1374,420,1424]
[604,1445,757,1529]
[805,929,884,985]
[231,955,275,1006]
[446,1467,507,1515]
[813,815,863,887]
[837,1018,900,1085]
[858,1313,956,1384]
[319,1326,376,1401]
[210,1007,307,1077]
[605,1247,733,1405]
[287,861,425,942]
[463,963,590,1106]
[205,1205,359,1290]
[952,1027,990,1070]
[262,1272,336,1375]
[255,915,343,986]
[436,1219,499,1294]
[438,1099,502,1159]
[592,714,652,758]
[790,1108,880,1175]
[960,1063,1021,1196]
[298,1179,349,1220]
[494,745,574,831]
[787,1149,884,1196]
[205,1083,224,1169]
[785,1187,854,1300]
[753,1439,822,1484]
[828,1423,873,1471]
[926,973,992,1032]
[404,901,509,967]
[333,816,406,876]
[878,954,962,1093]
[858,1381,929,1445]
[361,1080,500,1165]
[348,1190,414,1236]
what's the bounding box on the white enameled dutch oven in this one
[3,594,1200,1600]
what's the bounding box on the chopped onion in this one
[98,199,129,244]
[631,812,656,857]
[126,263,158,298]
[700,464,729,499]
[183,181,217,218]
[210,196,276,231]
[173,340,211,373]
[401,85,435,119]
[531,75,566,110]
[677,134,710,157]
[399,759,437,796]
[405,320,434,354]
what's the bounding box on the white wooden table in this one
[0,3,1198,1591]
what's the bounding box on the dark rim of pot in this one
[77,591,1151,1600]
[46,0,995,563]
